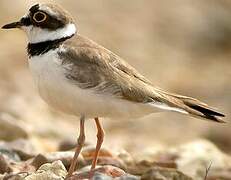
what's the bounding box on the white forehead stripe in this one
[39,5,58,17]
[25,23,76,43]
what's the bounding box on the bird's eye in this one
[33,12,47,23]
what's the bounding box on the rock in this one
[0,147,21,162]
[0,141,35,175]
[0,161,35,179]
[132,145,165,163]
[95,165,126,178]
[125,149,177,176]
[10,161,35,175]
[87,172,139,180]
[30,154,48,170]
[0,154,12,174]
[127,139,231,180]
[31,151,86,170]
[82,146,126,169]
[82,146,114,159]
[58,139,76,151]
[1,172,28,180]
[0,138,36,176]
[1,139,230,180]
[141,167,193,180]
[0,139,36,161]
[85,157,126,170]
[68,165,126,179]
[117,150,135,167]
[91,172,113,180]
[10,139,36,161]
[0,113,29,141]
[169,140,231,180]
[115,174,140,180]
[207,168,231,180]
[154,152,179,164]
[25,160,67,180]
[0,144,23,174]
[128,159,177,176]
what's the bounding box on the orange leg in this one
[91,117,105,170]
[67,115,85,178]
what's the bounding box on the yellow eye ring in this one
[33,12,47,23]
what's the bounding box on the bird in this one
[2,3,225,178]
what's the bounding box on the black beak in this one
[2,21,22,29]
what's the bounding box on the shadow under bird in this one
[2,3,225,178]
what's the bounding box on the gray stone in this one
[0,148,20,162]
[0,139,36,161]
[92,172,140,180]
[93,172,113,180]
[68,165,126,180]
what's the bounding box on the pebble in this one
[25,160,67,180]
[31,151,86,170]
[68,165,126,179]
[0,113,29,141]
[141,167,193,180]
[0,139,36,161]
[0,154,12,174]
[1,139,231,180]
[82,146,126,169]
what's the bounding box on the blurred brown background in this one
[0,0,230,154]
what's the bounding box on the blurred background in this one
[0,0,230,155]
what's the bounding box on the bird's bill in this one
[2,21,22,29]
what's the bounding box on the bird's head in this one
[2,3,76,43]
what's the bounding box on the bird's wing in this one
[59,35,225,122]
[59,35,159,103]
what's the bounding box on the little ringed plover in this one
[2,3,225,178]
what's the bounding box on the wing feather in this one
[58,35,225,122]
[58,35,157,103]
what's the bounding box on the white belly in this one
[28,50,156,119]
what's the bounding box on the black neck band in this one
[27,35,74,57]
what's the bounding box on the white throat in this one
[23,23,76,43]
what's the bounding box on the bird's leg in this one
[91,117,105,170]
[66,115,85,178]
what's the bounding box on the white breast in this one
[28,49,156,119]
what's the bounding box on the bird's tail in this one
[153,89,226,123]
